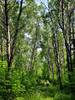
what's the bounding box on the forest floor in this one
[16,94,53,100]
[15,83,74,100]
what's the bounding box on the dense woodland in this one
[0,0,75,100]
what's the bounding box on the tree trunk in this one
[61,0,73,81]
[52,64,54,82]
[52,28,62,89]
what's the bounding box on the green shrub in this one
[54,92,71,100]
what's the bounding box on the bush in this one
[54,92,71,100]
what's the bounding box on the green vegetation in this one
[0,0,75,100]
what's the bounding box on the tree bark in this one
[60,0,73,81]
[52,27,62,89]
[3,0,23,99]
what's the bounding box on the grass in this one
[15,96,53,100]
[15,91,53,100]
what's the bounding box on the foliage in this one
[0,0,75,100]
